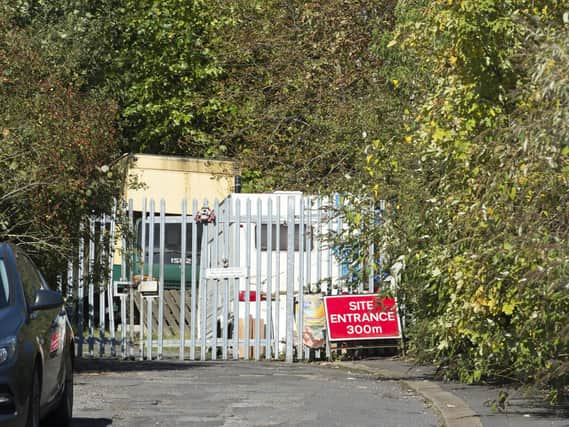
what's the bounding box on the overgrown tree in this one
[356,0,568,397]
[213,0,399,191]
[0,2,122,276]
[114,0,233,156]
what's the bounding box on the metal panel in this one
[254,199,262,360]
[128,199,135,359]
[274,196,281,357]
[357,214,365,294]
[323,196,332,360]
[222,202,230,360]
[334,195,343,295]
[305,197,313,360]
[316,198,322,294]
[265,199,273,360]
[327,207,334,295]
[315,197,325,360]
[211,199,219,361]
[190,199,198,360]
[77,226,85,358]
[199,200,209,361]
[244,199,252,360]
[108,208,117,357]
[285,197,295,363]
[99,215,106,357]
[158,199,166,359]
[298,198,305,360]
[179,199,187,360]
[120,202,128,358]
[147,200,155,360]
[139,198,147,360]
[232,199,241,360]
[368,241,375,293]
[88,218,95,356]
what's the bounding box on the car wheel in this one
[26,366,40,427]
[45,353,73,427]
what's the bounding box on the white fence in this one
[66,193,381,362]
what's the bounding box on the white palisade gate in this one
[66,192,382,362]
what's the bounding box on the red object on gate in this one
[239,290,267,302]
[324,294,402,341]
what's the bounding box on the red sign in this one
[324,295,401,341]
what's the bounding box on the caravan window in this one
[255,224,314,251]
[137,222,203,265]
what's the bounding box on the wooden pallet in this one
[133,290,192,337]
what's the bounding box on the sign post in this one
[324,294,402,343]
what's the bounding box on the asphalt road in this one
[66,359,440,427]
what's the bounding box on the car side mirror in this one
[30,288,64,312]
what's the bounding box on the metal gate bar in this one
[274,197,281,358]
[179,199,187,360]
[146,200,155,360]
[199,201,209,360]
[222,202,230,360]
[232,200,241,360]
[108,209,117,356]
[190,199,198,360]
[266,199,273,360]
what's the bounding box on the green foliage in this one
[351,0,568,397]
[115,0,233,156]
[4,0,123,90]
[213,0,399,191]
[0,3,122,275]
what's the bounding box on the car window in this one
[0,259,9,308]
[14,251,44,305]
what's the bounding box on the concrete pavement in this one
[330,357,569,427]
[69,359,439,427]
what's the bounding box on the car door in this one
[13,250,63,405]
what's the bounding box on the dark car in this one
[0,243,74,427]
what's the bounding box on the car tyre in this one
[26,366,40,427]
[45,353,73,427]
